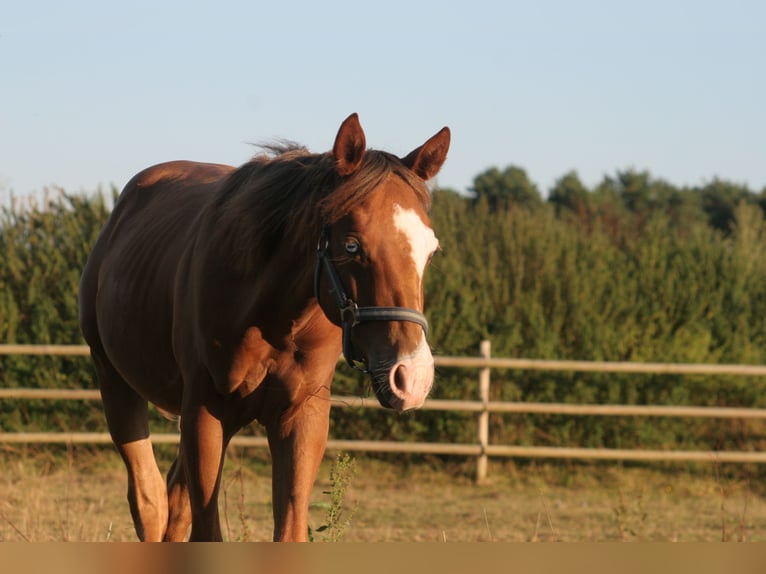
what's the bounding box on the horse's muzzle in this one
[370,342,434,411]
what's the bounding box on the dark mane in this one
[209,143,432,273]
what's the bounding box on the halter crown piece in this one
[313,227,429,372]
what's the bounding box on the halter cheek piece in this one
[314,227,429,372]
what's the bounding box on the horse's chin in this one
[371,387,397,410]
[369,378,401,410]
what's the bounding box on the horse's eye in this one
[344,238,361,255]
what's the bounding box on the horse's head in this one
[315,114,450,411]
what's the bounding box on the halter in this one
[314,227,429,372]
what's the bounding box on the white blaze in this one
[392,204,438,282]
[388,203,437,410]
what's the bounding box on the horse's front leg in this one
[267,383,332,542]
[180,383,227,542]
[164,448,191,541]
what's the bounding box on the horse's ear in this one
[401,127,451,181]
[333,113,366,176]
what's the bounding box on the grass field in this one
[1,445,765,542]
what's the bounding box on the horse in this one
[78,113,450,541]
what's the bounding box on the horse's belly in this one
[95,266,184,412]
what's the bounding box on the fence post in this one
[476,339,491,483]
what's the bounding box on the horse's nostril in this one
[393,364,408,393]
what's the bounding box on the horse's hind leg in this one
[93,353,168,541]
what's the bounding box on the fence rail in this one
[2,343,766,480]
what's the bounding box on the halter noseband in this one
[314,227,429,372]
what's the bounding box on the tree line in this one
[2,166,766,464]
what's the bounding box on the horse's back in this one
[79,161,235,408]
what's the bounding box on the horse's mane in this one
[208,143,431,274]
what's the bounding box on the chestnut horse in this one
[79,114,450,541]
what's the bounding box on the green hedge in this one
[2,180,766,456]
[0,192,110,431]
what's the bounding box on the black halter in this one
[313,227,429,372]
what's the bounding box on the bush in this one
[0,190,111,431]
[4,177,766,456]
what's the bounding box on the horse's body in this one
[79,114,450,541]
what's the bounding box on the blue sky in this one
[2,0,764,203]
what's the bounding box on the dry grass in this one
[1,445,765,542]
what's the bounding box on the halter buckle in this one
[339,299,360,327]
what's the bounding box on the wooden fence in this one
[2,342,766,481]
